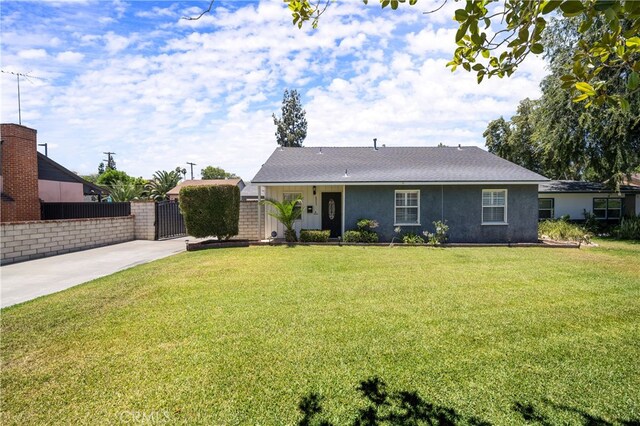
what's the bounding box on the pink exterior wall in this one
[38,180,84,202]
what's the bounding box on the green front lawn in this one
[2,241,639,424]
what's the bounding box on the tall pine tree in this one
[272,89,307,147]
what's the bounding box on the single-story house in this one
[252,146,548,243]
[38,152,108,202]
[538,180,640,222]
[167,178,245,201]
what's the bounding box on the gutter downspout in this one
[441,185,444,221]
[257,185,262,240]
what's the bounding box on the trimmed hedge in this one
[343,230,379,243]
[299,229,331,242]
[179,185,240,240]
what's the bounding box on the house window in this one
[593,198,622,220]
[283,192,302,219]
[482,189,507,224]
[395,190,420,225]
[538,198,554,220]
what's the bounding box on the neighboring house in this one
[538,181,640,222]
[167,179,245,201]
[38,152,107,202]
[240,181,265,201]
[1,123,107,222]
[252,146,548,243]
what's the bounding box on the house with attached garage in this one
[538,180,640,222]
[251,144,548,243]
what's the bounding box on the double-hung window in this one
[538,198,554,220]
[482,189,507,224]
[394,190,420,225]
[593,198,622,220]
[283,192,303,220]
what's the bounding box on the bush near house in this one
[616,215,640,240]
[179,185,240,240]
[343,218,380,243]
[538,219,591,244]
[299,230,331,242]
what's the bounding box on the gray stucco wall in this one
[344,184,539,243]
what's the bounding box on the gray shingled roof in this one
[252,146,548,184]
[540,180,640,193]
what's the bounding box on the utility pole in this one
[1,70,44,125]
[103,152,116,170]
[38,143,48,157]
[187,162,196,180]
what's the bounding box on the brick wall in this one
[1,124,40,222]
[131,201,155,240]
[236,201,264,240]
[0,216,134,265]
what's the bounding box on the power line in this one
[1,70,45,125]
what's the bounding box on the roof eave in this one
[251,180,549,186]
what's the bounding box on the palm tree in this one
[146,170,182,201]
[109,179,144,202]
[261,196,302,242]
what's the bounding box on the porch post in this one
[257,185,262,240]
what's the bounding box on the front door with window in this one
[321,192,342,238]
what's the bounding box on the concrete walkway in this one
[1,238,192,308]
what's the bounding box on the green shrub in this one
[300,229,331,242]
[179,185,240,240]
[538,219,591,244]
[402,233,425,245]
[343,230,361,243]
[616,216,640,240]
[343,230,379,243]
[356,218,379,231]
[360,231,379,243]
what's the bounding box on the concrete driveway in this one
[1,238,192,308]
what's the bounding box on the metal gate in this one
[155,201,186,240]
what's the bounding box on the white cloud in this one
[103,31,131,54]
[18,48,48,59]
[56,51,85,63]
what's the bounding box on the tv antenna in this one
[1,70,45,125]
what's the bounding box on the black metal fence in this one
[41,202,131,220]
[155,201,186,239]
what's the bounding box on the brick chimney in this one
[1,124,40,222]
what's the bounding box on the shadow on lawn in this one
[298,377,489,426]
[512,401,640,426]
[297,377,639,426]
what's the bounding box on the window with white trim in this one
[395,190,420,225]
[538,198,554,220]
[482,189,507,224]
[283,192,303,220]
[593,198,622,220]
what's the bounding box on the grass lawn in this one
[1,240,639,424]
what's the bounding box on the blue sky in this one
[0,0,547,180]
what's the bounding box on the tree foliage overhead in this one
[201,165,239,180]
[284,0,640,109]
[272,89,308,147]
[484,16,640,187]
